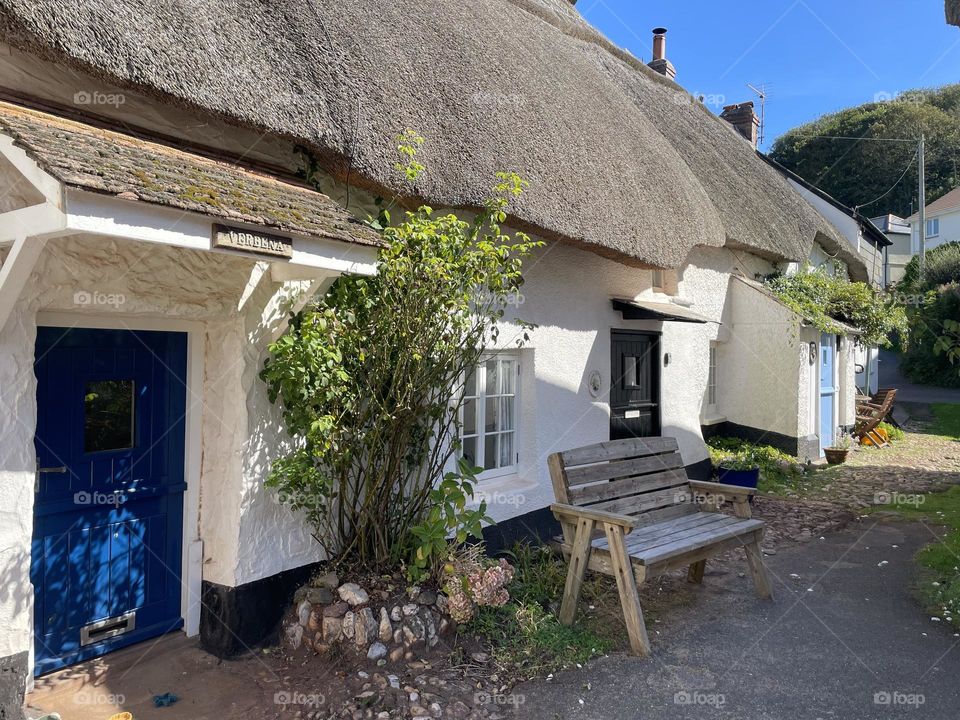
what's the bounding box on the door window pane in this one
[84,380,135,453]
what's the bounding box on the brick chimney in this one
[720,102,760,148]
[647,28,676,80]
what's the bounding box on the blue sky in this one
[578,0,960,150]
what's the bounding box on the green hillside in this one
[770,84,960,218]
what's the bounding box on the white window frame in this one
[707,343,718,408]
[458,352,520,481]
[926,218,940,238]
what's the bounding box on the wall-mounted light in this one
[663,353,671,367]
[808,342,817,365]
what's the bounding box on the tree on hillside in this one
[770,85,960,218]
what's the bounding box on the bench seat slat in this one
[591,511,726,551]
[627,515,744,554]
[634,518,764,565]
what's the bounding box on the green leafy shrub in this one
[707,437,801,491]
[900,241,960,291]
[877,421,905,442]
[902,283,960,387]
[765,267,907,348]
[260,136,542,575]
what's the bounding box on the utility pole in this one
[918,133,927,272]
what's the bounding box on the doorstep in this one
[25,633,265,720]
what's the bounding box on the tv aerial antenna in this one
[747,82,770,146]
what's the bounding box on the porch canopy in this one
[611,298,712,324]
[0,101,381,328]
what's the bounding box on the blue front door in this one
[31,327,187,675]
[819,333,836,455]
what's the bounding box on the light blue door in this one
[819,333,836,455]
[31,328,187,675]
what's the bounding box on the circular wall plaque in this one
[588,370,603,398]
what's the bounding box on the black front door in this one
[610,331,661,440]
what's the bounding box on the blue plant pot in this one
[716,466,760,489]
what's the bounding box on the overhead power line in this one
[855,144,922,211]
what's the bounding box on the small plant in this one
[441,543,515,623]
[715,451,760,471]
[829,432,852,450]
[408,461,492,582]
[877,421,905,442]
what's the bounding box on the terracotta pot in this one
[824,448,849,465]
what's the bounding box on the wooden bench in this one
[855,388,897,447]
[548,436,773,656]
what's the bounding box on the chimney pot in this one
[648,27,677,80]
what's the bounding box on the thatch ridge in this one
[0,0,846,268]
[949,0,960,26]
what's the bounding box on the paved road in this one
[878,349,960,404]
[515,519,960,719]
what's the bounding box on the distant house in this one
[909,187,960,258]
[760,157,891,396]
[0,0,872,702]
[870,215,912,286]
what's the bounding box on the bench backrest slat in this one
[549,436,692,519]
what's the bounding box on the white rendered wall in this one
[479,241,784,521]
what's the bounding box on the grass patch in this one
[888,405,960,625]
[464,543,617,679]
[882,484,960,628]
[932,403,960,439]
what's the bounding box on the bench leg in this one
[558,516,595,626]
[687,559,706,584]
[743,533,773,600]
[603,521,651,656]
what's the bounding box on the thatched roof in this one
[0,101,381,247]
[0,0,845,268]
[949,0,960,26]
